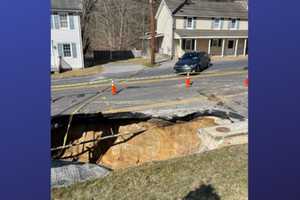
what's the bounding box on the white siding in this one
[51,14,84,70]
[156,1,173,56]
[175,17,248,31]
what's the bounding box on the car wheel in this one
[206,63,209,69]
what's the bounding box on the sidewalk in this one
[211,55,248,62]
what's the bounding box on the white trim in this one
[78,16,84,68]
[212,18,221,30]
[59,13,69,30]
[186,17,194,29]
[243,39,247,56]
[155,0,172,19]
[62,43,72,57]
[179,39,183,56]
[208,39,211,54]
[229,18,238,30]
[221,39,225,57]
[185,39,193,51]
[175,36,248,39]
[234,39,239,56]
[227,39,234,50]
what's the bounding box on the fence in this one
[85,50,143,67]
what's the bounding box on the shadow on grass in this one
[183,184,220,200]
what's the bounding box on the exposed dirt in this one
[55,116,217,169]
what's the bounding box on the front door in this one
[226,39,235,55]
[185,39,194,51]
[181,39,195,54]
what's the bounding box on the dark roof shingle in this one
[51,0,82,12]
[165,0,248,19]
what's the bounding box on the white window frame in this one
[186,17,194,29]
[230,18,237,29]
[211,39,222,47]
[62,43,72,57]
[185,39,193,50]
[59,14,69,29]
[213,18,221,29]
[227,40,235,49]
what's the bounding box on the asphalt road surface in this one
[52,69,248,118]
[51,58,248,86]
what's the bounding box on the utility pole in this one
[149,0,156,65]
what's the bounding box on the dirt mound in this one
[58,117,217,169]
[101,117,216,169]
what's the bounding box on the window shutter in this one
[54,15,60,29]
[51,15,53,29]
[69,15,75,30]
[58,43,63,57]
[72,43,77,58]
[184,17,187,29]
[193,17,196,29]
[237,19,240,29]
[220,18,224,29]
[211,18,214,29]
[228,19,231,29]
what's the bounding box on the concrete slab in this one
[198,120,248,152]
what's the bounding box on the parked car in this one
[174,51,211,73]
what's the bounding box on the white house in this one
[154,0,248,58]
[51,0,84,71]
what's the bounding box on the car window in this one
[182,53,193,59]
[199,52,206,57]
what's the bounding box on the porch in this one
[174,29,248,58]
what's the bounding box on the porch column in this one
[179,39,182,56]
[243,39,248,56]
[221,39,225,57]
[194,39,197,51]
[234,39,239,56]
[208,39,211,54]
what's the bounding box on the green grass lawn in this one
[52,144,248,200]
[51,65,103,79]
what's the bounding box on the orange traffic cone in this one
[111,80,117,95]
[243,78,248,87]
[185,73,191,88]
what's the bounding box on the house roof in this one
[164,0,248,19]
[175,29,248,38]
[51,0,82,12]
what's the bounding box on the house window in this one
[211,39,222,47]
[182,39,195,51]
[63,44,72,57]
[187,17,193,29]
[230,19,237,29]
[186,39,192,50]
[60,14,68,28]
[213,18,220,29]
[228,40,234,49]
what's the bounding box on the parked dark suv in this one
[174,51,211,73]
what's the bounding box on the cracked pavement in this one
[51,59,248,119]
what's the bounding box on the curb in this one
[52,70,247,91]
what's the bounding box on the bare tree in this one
[81,0,98,55]
[81,0,161,53]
